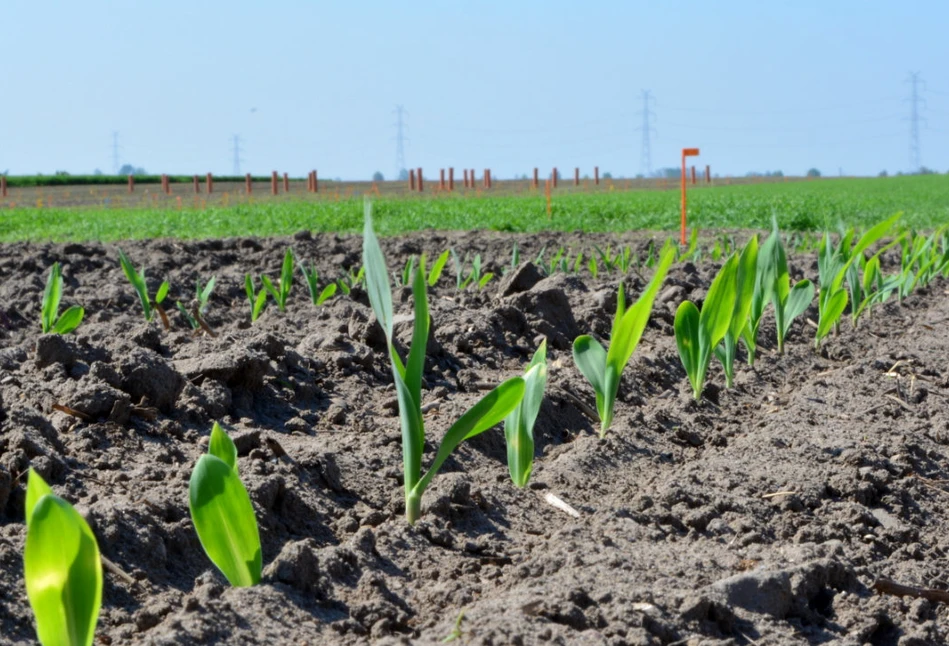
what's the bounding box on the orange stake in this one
[680,148,700,245]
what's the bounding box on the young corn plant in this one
[176,276,216,330]
[739,231,777,367]
[41,262,84,334]
[758,218,813,355]
[189,422,261,587]
[675,254,739,400]
[429,250,451,287]
[337,266,365,296]
[24,469,103,646]
[261,248,295,311]
[814,214,899,349]
[363,206,525,524]
[713,236,759,388]
[300,263,337,306]
[244,275,268,322]
[504,340,548,487]
[573,242,675,437]
[118,249,170,327]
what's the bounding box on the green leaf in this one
[363,203,394,339]
[478,273,494,289]
[816,289,848,347]
[405,263,431,457]
[729,236,759,339]
[698,254,739,351]
[783,280,814,334]
[252,289,268,321]
[428,250,450,287]
[24,492,103,646]
[280,248,295,302]
[200,276,216,304]
[300,264,318,302]
[25,468,53,527]
[118,249,152,321]
[606,244,675,373]
[411,376,526,512]
[572,335,608,422]
[189,454,262,587]
[53,307,84,335]
[674,301,702,398]
[208,422,238,472]
[244,275,255,306]
[316,283,337,306]
[155,281,169,305]
[505,341,548,487]
[260,275,280,309]
[41,263,63,334]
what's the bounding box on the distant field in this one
[0,175,945,242]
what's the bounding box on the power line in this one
[393,105,408,178]
[636,90,656,176]
[905,72,926,172]
[231,134,244,175]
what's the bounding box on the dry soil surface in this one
[1,230,948,645]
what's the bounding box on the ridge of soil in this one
[1,230,948,645]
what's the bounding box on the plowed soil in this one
[2,230,948,646]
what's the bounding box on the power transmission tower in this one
[393,105,408,179]
[636,91,656,177]
[905,72,926,172]
[111,131,121,174]
[231,135,244,175]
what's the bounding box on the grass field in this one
[0,175,946,242]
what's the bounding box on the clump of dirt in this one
[1,230,948,645]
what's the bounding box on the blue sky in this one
[2,1,947,179]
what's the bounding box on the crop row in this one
[20,209,949,644]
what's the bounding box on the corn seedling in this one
[118,249,170,327]
[572,251,584,274]
[189,422,261,587]
[573,242,675,436]
[260,248,294,311]
[176,276,217,330]
[429,250,450,287]
[713,236,759,388]
[41,262,84,334]
[300,263,337,306]
[363,205,525,524]
[587,256,599,279]
[676,254,739,399]
[504,340,548,487]
[815,214,899,349]
[337,266,365,296]
[244,275,268,322]
[24,469,102,646]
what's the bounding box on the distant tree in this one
[806,168,821,178]
[372,171,385,182]
[55,170,70,176]
[653,167,681,179]
[93,168,103,176]
[397,168,409,181]
[635,173,644,179]
[918,166,935,175]
[602,172,613,179]
[118,163,146,175]
[771,170,784,177]
[878,170,888,177]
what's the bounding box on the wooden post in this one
[271,171,278,195]
[484,169,490,189]
[552,167,558,188]
[127,174,134,193]
[705,165,711,184]
[691,166,696,185]
[417,167,423,192]
[680,148,700,245]
[163,174,170,195]
[449,167,454,191]
[440,168,446,191]
[574,167,580,186]
[463,169,469,188]
[470,169,475,189]
[533,167,539,188]
[313,170,318,193]
[246,173,252,194]
[409,168,416,191]
[594,166,600,185]
[206,172,213,194]
[193,175,200,193]
[283,172,289,193]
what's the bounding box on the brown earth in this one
[1,230,948,645]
